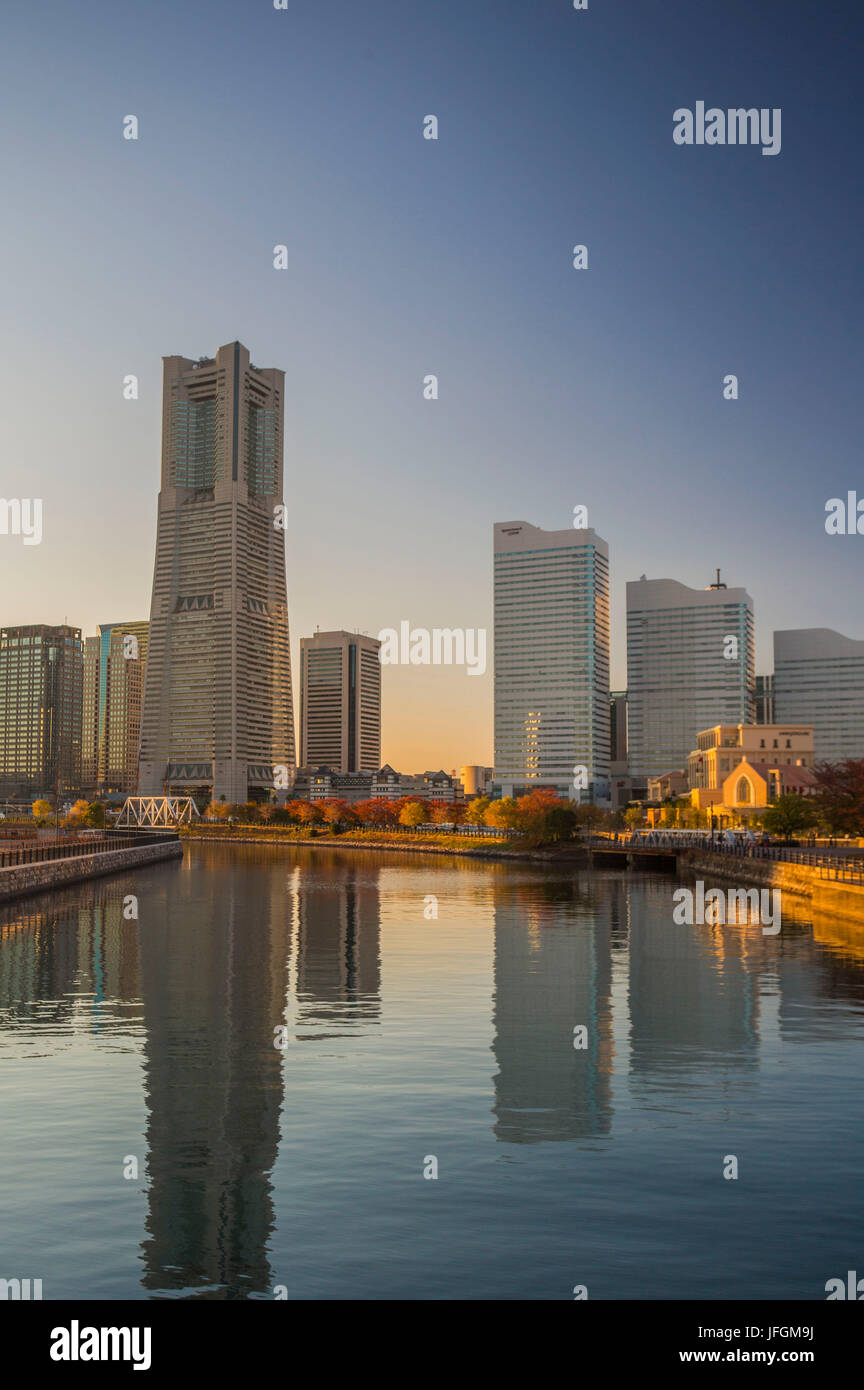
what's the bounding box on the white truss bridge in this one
[116,796,200,829]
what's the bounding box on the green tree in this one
[574,804,607,834]
[85,801,105,828]
[623,806,642,830]
[762,793,819,838]
[812,759,864,836]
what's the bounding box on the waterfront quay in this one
[0,830,182,902]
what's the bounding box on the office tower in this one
[774,628,864,762]
[138,341,295,803]
[626,574,754,780]
[0,625,83,797]
[81,636,100,795]
[94,621,149,795]
[299,631,381,773]
[754,673,775,724]
[493,520,610,803]
[609,690,627,765]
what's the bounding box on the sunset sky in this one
[1,0,861,770]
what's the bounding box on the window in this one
[735,777,752,804]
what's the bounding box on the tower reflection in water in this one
[491,873,618,1142]
[137,845,380,1298]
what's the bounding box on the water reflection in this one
[0,845,863,1300]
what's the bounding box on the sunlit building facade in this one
[493,520,610,803]
[138,341,295,803]
[0,625,83,797]
[626,576,754,780]
[299,631,381,773]
[774,628,864,762]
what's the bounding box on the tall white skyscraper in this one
[774,628,864,762]
[626,575,754,780]
[493,521,610,803]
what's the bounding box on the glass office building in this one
[493,521,610,804]
[774,628,864,762]
[626,576,754,780]
[0,625,83,797]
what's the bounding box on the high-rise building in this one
[298,631,381,774]
[138,341,295,803]
[609,690,627,765]
[0,625,83,797]
[626,574,754,780]
[774,628,864,762]
[493,520,610,802]
[94,621,149,795]
[82,636,100,795]
[754,673,775,724]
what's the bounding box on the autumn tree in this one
[32,799,53,823]
[320,799,355,829]
[484,797,520,830]
[63,799,90,828]
[399,800,427,827]
[465,796,490,825]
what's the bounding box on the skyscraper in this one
[299,631,381,774]
[94,621,149,795]
[81,636,100,796]
[0,625,83,797]
[626,575,754,780]
[493,520,610,802]
[138,341,295,803]
[774,628,864,762]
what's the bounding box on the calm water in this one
[1,841,862,1301]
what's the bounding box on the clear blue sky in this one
[1,0,861,767]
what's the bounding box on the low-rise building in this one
[647,770,689,802]
[689,723,813,795]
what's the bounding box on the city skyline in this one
[1,1,862,771]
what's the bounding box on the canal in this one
[0,841,861,1300]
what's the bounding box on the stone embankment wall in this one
[679,849,864,923]
[0,840,183,902]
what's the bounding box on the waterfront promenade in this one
[0,831,182,902]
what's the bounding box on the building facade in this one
[299,631,381,773]
[460,765,493,798]
[493,520,610,803]
[688,722,814,793]
[773,628,864,762]
[138,341,295,803]
[626,575,755,780]
[754,673,775,724]
[82,636,100,795]
[0,625,83,797]
[93,621,149,795]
